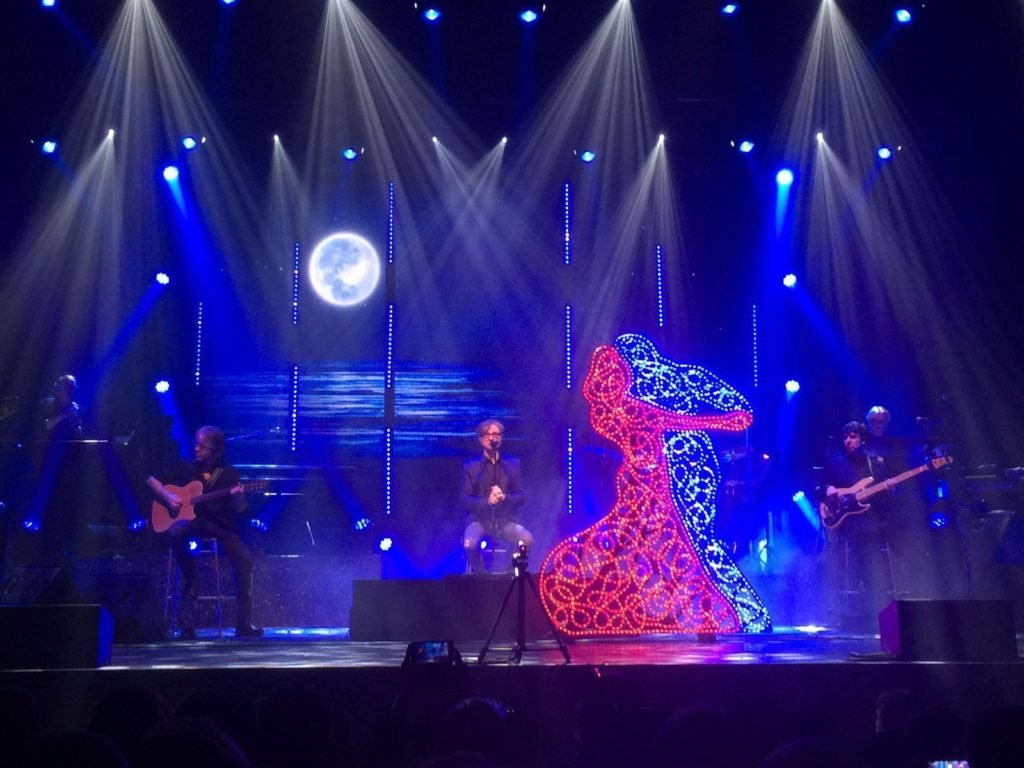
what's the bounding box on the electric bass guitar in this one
[151,480,268,533]
[819,455,953,530]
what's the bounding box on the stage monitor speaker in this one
[879,599,1017,661]
[0,566,78,605]
[0,604,113,669]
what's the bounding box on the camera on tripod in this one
[512,540,529,569]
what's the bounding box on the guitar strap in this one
[206,467,223,489]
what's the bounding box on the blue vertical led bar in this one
[194,301,203,387]
[752,304,759,389]
[564,304,573,390]
[385,427,393,516]
[386,302,395,391]
[655,243,665,328]
[384,180,396,516]
[291,241,301,326]
[387,181,395,264]
[563,182,572,265]
[289,364,299,452]
[567,427,574,515]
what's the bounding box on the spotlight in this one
[222,0,238,5]
[181,136,198,151]
[876,145,893,161]
[155,272,170,285]
[162,165,180,182]
[431,136,439,144]
[128,519,147,531]
[187,539,199,552]
[784,379,801,394]
[354,517,371,531]
[792,491,806,502]
[721,3,738,14]
[520,9,539,23]
[815,131,825,144]
[107,129,116,139]
[249,519,268,532]
[342,147,358,161]
[782,273,797,288]
[273,134,280,143]
[422,7,442,23]
[776,168,794,186]
[501,136,508,145]
[41,0,56,8]
[658,133,666,143]
[895,8,912,24]
[154,380,171,394]
[737,140,754,153]
[40,140,58,155]
[579,150,596,164]
[377,536,394,553]
[22,519,42,532]
[929,510,948,529]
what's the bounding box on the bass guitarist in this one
[817,420,896,631]
[147,425,263,639]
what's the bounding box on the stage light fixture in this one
[501,136,508,145]
[22,520,41,532]
[721,3,738,14]
[520,9,539,23]
[162,165,180,183]
[431,136,439,144]
[377,536,394,553]
[929,510,948,528]
[154,380,171,394]
[187,539,199,552]
[107,129,116,139]
[249,519,268,532]
[579,150,596,164]
[155,272,170,285]
[895,8,911,24]
[181,136,198,151]
[128,519,146,531]
[782,273,797,288]
[815,131,825,144]
[785,379,801,394]
[734,140,754,153]
[877,145,893,160]
[354,517,371,531]
[41,0,56,8]
[221,0,238,5]
[41,140,58,155]
[273,134,280,143]
[422,7,441,23]
[342,147,358,161]
[776,168,794,186]
[792,491,806,502]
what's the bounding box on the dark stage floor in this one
[4,626,1023,766]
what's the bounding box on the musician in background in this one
[147,425,263,639]
[818,421,896,631]
[43,374,84,441]
[460,419,534,573]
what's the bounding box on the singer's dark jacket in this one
[459,454,525,529]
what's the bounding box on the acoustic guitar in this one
[151,480,267,533]
[818,455,953,529]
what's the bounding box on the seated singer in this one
[147,425,263,639]
[460,419,534,573]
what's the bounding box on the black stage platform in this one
[3,627,1023,765]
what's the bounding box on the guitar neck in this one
[192,487,236,505]
[858,462,934,501]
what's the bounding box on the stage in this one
[2,625,1023,767]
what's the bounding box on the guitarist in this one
[146,425,263,639]
[817,420,896,630]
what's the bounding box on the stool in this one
[480,541,512,573]
[164,538,234,638]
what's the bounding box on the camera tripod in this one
[477,545,571,665]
